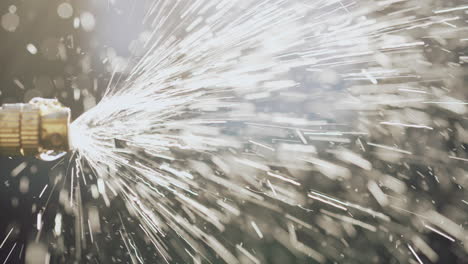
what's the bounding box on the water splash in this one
[44,0,468,263]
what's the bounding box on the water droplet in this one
[8,5,17,14]
[25,242,48,264]
[57,3,73,19]
[1,13,19,32]
[73,17,80,28]
[38,151,67,161]
[80,12,95,32]
[26,43,38,54]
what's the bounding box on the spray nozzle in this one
[0,97,70,159]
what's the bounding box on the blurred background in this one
[0,1,145,263]
[0,0,467,263]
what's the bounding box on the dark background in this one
[0,1,145,263]
[0,1,467,263]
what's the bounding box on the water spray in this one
[0,0,467,263]
[0,98,70,157]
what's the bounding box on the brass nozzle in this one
[0,98,70,156]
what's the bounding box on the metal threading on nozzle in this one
[0,98,70,157]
